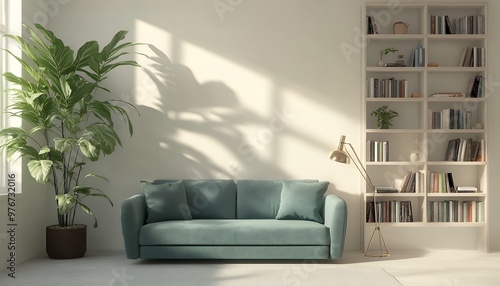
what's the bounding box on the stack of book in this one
[428,200,484,222]
[444,138,484,162]
[366,200,413,223]
[367,140,389,162]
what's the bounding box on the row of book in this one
[429,15,453,34]
[428,75,484,99]
[467,75,485,98]
[367,140,389,162]
[400,171,424,193]
[366,78,409,98]
[444,138,484,162]
[429,172,471,193]
[429,172,456,193]
[428,109,472,129]
[428,200,484,222]
[376,171,478,194]
[366,16,379,34]
[459,46,485,67]
[456,15,486,35]
[409,45,425,67]
[369,14,484,35]
[429,15,486,35]
[366,201,413,223]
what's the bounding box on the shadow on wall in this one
[130,44,292,180]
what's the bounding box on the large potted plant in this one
[0,24,142,259]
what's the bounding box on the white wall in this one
[0,0,49,273]
[14,0,499,256]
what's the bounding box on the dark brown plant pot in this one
[46,224,87,259]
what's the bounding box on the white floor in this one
[336,250,500,286]
[1,250,499,285]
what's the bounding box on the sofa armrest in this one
[323,194,348,259]
[121,194,147,259]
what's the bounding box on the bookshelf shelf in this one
[427,193,486,198]
[363,2,488,251]
[366,193,426,198]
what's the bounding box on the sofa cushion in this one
[276,181,329,223]
[139,219,330,246]
[141,180,192,223]
[183,179,236,219]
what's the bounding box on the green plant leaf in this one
[38,146,51,155]
[78,138,99,161]
[73,186,91,196]
[54,137,78,153]
[74,40,99,67]
[27,159,53,183]
[77,201,98,228]
[84,173,109,182]
[55,193,75,215]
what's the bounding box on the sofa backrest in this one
[236,180,282,219]
[152,179,237,219]
[236,179,320,219]
[183,179,236,219]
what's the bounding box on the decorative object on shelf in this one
[410,92,421,98]
[329,135,390,258]
[393,21,408,34]
[410,152,420,162]
[385,54,407,67]
[0,24,144,259]
[378,47,398,67]
[371,105,399,129]
[428,62,439,67]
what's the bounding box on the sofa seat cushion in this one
[139,219,330,246]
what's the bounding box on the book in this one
[430,92,465,97]
[445,15,454,34]
[375,187,398,193]
[400,171,412,193]
[447,173,456,193]
[457,186,477,193]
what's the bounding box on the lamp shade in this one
[329,149,350,164]
[329,135,350,164]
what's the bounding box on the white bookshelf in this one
[362,2,488,251]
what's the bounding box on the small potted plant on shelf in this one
[378,47,398,67]
[371,105,399,129]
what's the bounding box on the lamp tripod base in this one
[364,225,390,258]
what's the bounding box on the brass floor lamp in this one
[329,135,390,257]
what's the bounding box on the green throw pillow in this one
[141,180,193,223]
[275,181,329,223]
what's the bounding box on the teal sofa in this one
[121,179,347,260]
